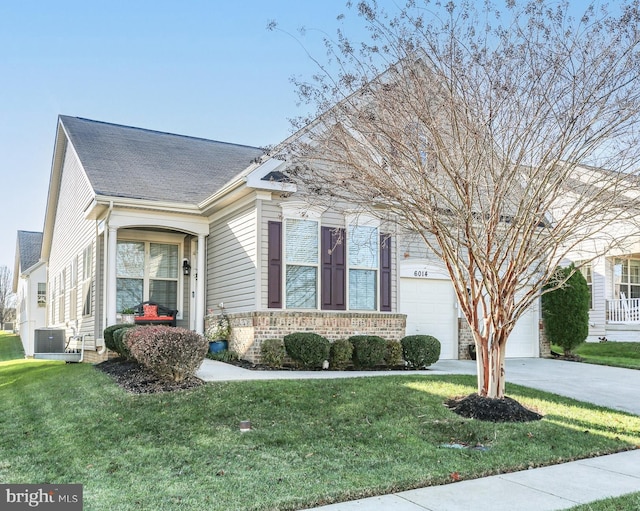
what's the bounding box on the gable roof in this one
[59,116,265,204]
[13,230,44,292]
[16,231,43,272]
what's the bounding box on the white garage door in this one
[506,303,539,358]
[400,277,459,359]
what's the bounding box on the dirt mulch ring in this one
[446,393,543,422]
[96,358,204,394]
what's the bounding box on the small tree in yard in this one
[542,265,590,356]
[271,0,640,403]
[0,266,14,330]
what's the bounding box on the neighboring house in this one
[562,171,640,342]
[556,165,640,342]
[36,115,543,363]
[13,230,47,356]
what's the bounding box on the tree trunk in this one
[475,337,506,399]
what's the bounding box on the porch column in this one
[106,225,118,326]
[195,234,206,334]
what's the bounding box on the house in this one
[562,167,640,342]
[13,230,47,356]
[32,115,543,363]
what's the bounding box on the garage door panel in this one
[400,278,458,360]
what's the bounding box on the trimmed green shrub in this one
[103,323,137,354]
[206,350,239,362]
[401,335,441,368]
[542,264,590,355]
[330,339,353,370]
[385,340,403,367]
[127,326,209,382]
[113,327,137,360]
[349,335,387,368]
[283,332,330,369]
[261,338,286,368]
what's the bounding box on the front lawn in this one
[553,342,640,370]
[567,491,640,510]
[0,331,24,361]
[1,359,639,511]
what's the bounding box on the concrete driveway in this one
[199,357,640,415]
[432,358,640,415]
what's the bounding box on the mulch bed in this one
[446,393,543,422]
[96,358,204,394]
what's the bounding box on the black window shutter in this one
[267,221,282,308]
[380,233,392,311]
[321,227,346,310]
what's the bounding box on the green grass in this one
[567,492,640,510]
[553,342,640,370]
[1,360,639,511]
[0,331,24,361]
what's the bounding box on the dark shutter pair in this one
[267,221,391,311]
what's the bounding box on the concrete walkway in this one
[196,358,640,510]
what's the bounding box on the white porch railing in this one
[607,298,640,323]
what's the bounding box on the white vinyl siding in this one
[208,205,258,313]
[47,144,97,337]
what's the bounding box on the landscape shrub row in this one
[262,332,441,370]
[103,324,208,382]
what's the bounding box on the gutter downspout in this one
[98,201,114,355]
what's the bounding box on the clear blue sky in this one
[1,0,371,273]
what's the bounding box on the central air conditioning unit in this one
[34,328,66,353]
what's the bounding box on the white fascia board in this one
[85,196,203,220]
[246,157,297,193]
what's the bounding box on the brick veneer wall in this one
[458,318,475,360]
[210,311,407,363]
[538,320,551,358]
[457,318,550,360]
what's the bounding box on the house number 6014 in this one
[413,270,428,277]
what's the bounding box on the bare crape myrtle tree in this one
[272,0,640,400]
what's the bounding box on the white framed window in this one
[614,258,640,300]
[347,219,379,311]
[116,232,183,314]
[70,257,78,321]
[576,261,594,310]
[82,244,93,316]
[37,283,46,307]
[284,218,319,309]
[58,269,66,323]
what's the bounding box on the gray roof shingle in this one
[59,116,265,204]
[17,231,43,271]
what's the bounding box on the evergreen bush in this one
[542,264,590,355]
[103,323,137,354]
[113,327,137,360]
[349,335,387,368]
[283,332,330,369]
[401,335,441,368]
[385,340,404,367]
[261,338,286,368]
[329,339,353,370]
